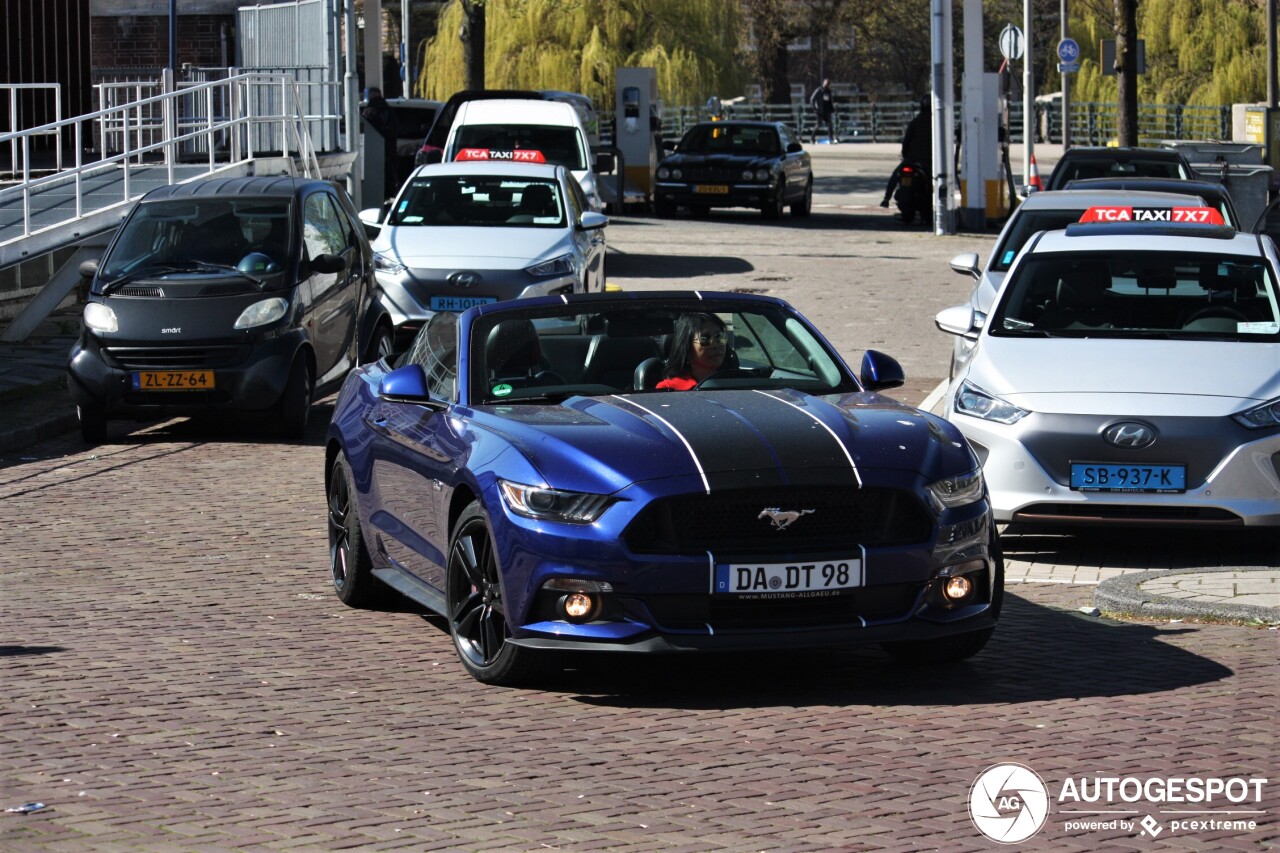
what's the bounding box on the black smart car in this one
[68,177,394,443]
[652,120,813,219]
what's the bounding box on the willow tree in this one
[418,0,746,107]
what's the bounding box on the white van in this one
[443,99,603,211]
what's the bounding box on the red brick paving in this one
[1,420,1276,851]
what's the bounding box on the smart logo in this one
[969,763,1051,843]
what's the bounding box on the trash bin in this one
[1161,140,1267,166]
[1190,163,1274,229]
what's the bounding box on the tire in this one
[654,197,676,218]
[791,178,813,217]
[364,323,394,365]
[78,404,107,444]
[276,355,313,440]
[762,180,785,220]
[881,522,1004,665]
[690,204,711,218]
[446,501,543,685]
[327,455,391,608]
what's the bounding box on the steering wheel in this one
[694,367,761,389]
[1185,305,1249,326]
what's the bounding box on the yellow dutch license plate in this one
[133,370,215,391]
[693,184,729,194]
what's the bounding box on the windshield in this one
[464,300,856,404]
[990,251,1280,340]
[101,198,292,284]
[678,124,781,156]
[452,123,586,170]
[389,175,565,227]
[992,210,1094,272]
[1049,157,1189,188]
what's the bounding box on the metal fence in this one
[602,101,1237,147]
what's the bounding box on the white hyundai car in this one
[361,158,607,332]
[936,204,1280,527]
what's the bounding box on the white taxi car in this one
[936,205,1280,527]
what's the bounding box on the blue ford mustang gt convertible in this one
[325,291,1002,684]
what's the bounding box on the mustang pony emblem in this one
[758,507,815,531]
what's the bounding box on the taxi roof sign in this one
[1078,206,1225,226]
[455,148,547,163]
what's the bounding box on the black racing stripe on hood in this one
[616,391,858,491]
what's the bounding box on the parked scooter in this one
[893,161,931,224]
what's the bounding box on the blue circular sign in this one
[1058,38,1080,63]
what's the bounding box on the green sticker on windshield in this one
[492,383,513,397]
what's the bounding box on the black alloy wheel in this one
[446,501,542,685]
[762,179,785,220]
[365,323,395,364]
[276,355,313,439]
[326,455,389,608]
[78,404,107,444]
[792,178,813,217]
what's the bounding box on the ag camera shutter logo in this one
[970,763,1051,843]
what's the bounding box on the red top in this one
[655,376,697,391]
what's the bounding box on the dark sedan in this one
[68,177,393,442]
[1043,146,1195,191]
[654,121,813,219]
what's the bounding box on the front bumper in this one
[952,409,1280,526]
[654,181,772,209]
[375,268,579,326]
[67,330,305,418]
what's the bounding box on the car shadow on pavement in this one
[553,592,1233,710]
[607,250,754,280]
[86,402,338,448]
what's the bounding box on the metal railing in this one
[0,70,335,250]
[2,83,62,174]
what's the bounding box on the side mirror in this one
[949,253,982,281]
[358,208,384,226]
[935,304,977,337]
[78,259,99,279]
[860,350,905,392]
[578,211,609,231]
[786,141,803,154]
[310,253,348,274]
[379,364,432,402]
[662,140,676,153]
[594,151,615,173]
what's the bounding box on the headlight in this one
[1234,398,1280,429]
[741,169,754,181]
[525,254,575,277]
[498,480,615,524]
[954,380,1029,424]
[374,251,406,275]
[754,168,771,182]
[83,302,118,333]
[657,167,670,180]
[669,168,682,180]
[233,297,288,330]
[928,469,985,512]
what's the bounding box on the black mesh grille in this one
[1014,503,1241,524]
[198,282,258,297]
[103,345,250,370]
[683,167,746,184]
[624,487,934,556]
[634,584,920,631]
[117,286,164,298]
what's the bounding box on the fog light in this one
[942,575,973,602]
[559,592,596,622]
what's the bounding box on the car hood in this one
[967,336,1280,415]
[660,152,781,170]
[471,388,973,495]
[377,227,567,269]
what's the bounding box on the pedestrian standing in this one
[809,78,837,144]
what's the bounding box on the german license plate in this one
[714,558,864,596]
[132,370,214,391]
[430,296,496,312]
[1070,462,1186,493]
[693,184,729,194]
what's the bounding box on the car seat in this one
[485,319,563,388]
[518,184,557,218]
[1037,260,1112,330]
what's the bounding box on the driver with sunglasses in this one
[656,312,729,391]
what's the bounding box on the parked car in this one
[68,177,393,443]
[936,203,1280,527]
[325,290,1001,685]
[654,120,813,219]
[413,89,547,166]
[360,160,607,332]
[1063,176,1241,227]
[1042,146,1196,191]
[383,97,442,179]
[443,98,604,211]
[945,189,1211,378]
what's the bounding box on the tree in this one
[1114,0,1138,144]
[460,0,486,90]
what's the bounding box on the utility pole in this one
[1023,0,1034,187]
[1061,0,1071,149]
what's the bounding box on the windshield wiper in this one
[185,260,265,290]
[100,265,193,295]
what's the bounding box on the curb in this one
[1094,566,1280,624]
[0,406,77,454]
